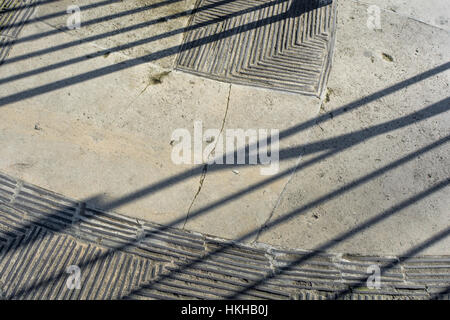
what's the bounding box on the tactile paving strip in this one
[176,0,337,96]
[0,0,36,64]
[0,172,449,300]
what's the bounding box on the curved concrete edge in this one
[0,172,449,300]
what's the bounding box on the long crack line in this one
[253,153,303,243]
[182,84,232,229]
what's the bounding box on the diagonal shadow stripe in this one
[330,227,450,299]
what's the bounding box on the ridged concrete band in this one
[0,172,449,300]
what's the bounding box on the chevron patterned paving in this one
[176,0,337,96]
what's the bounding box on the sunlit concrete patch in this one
[0,173,449,300]
[0,0,36,63]
[257,0,450,256]
[176,0,337,96]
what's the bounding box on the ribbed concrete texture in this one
[177,0,336,96]
[0,173,449,300]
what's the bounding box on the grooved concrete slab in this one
[176,0,336,96]
[0,173,449,300]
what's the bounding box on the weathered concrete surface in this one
[0,15,230,227]
[0,0,320,235]
[0,0,449,258]
[184,86,319,240]
[33,0,198,68]
[258,0,450,255]
[359,0,450,30]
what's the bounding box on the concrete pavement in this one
[0,0,448,266]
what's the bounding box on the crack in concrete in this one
[253,88,326,244]
[182,163,208,229]
[253,154,304,244]
[182,84,232,229]
[252,90,326,244]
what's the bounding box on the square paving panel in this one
[176,0,337,96]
